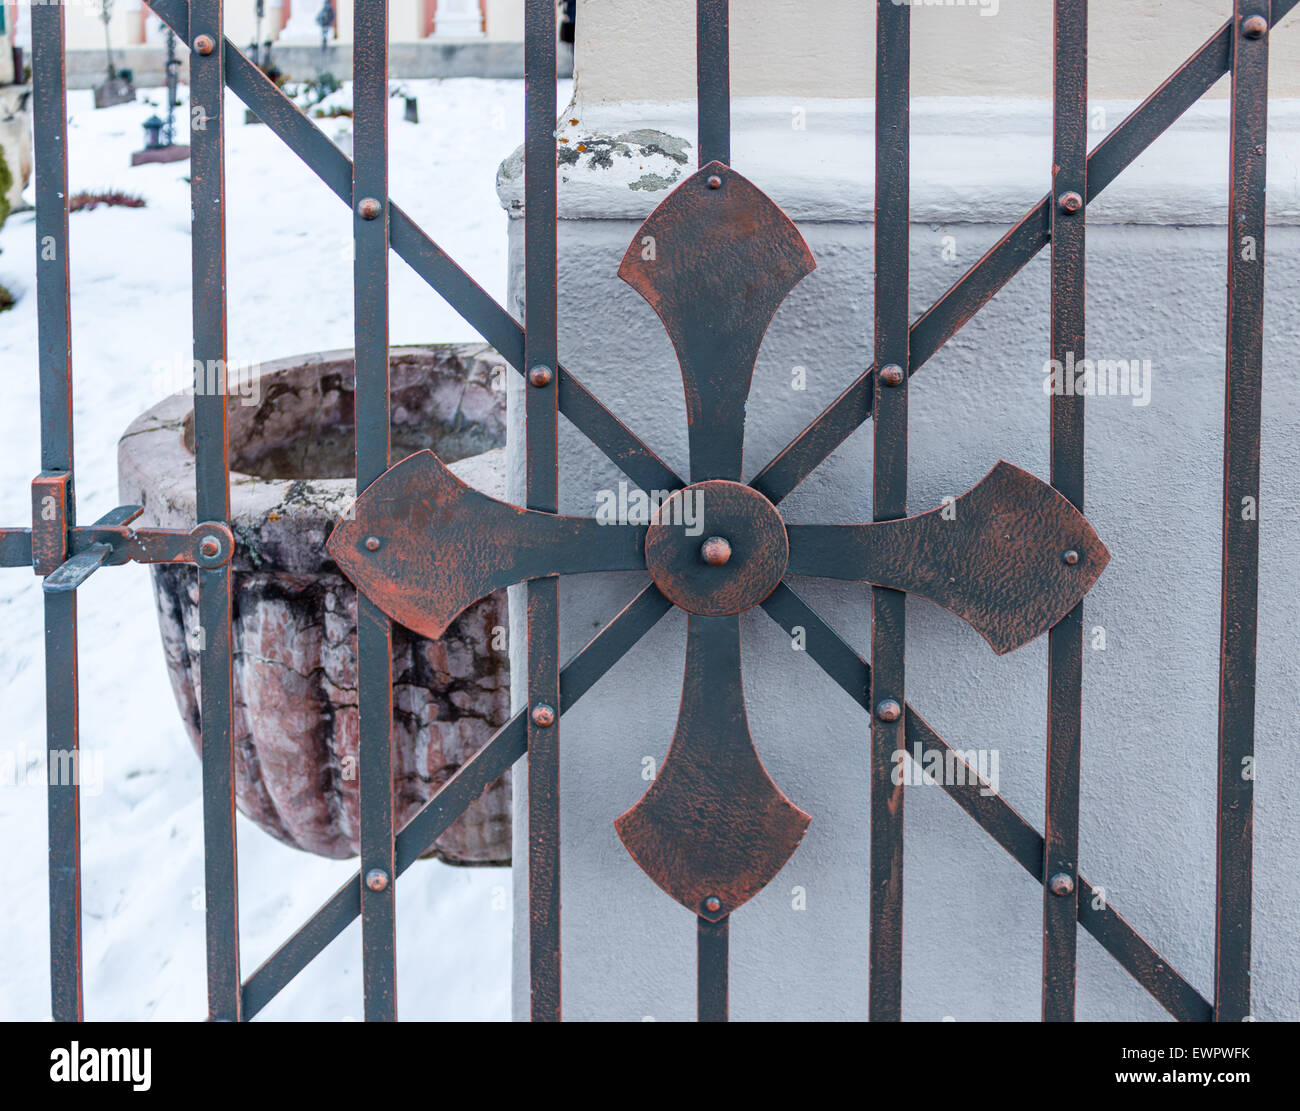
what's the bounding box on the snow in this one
[0,76,565,1020]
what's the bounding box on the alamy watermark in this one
[1043,352,1153,407]
[152,355,261,406]
[0,743,104,796]
[595,482,704,535]
[892,0,1000,16]
[892,743,999,797]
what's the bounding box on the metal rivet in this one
[531,704,556,728]
[876,699,902,723]
[1049,872,1075,897]
[198,536,221,559]
[365,536,381,552]
[357,197,382,220]
[1059,191,1083,213]
[365,868,390,892]
[880,364,905,388]
[703,896,722,913]
[700,536,732,567]
[1243,15,1268,38]
[194,34,215,56]
[1062,549,1080,566]
[528,365,553,388]
[707,174,723,189]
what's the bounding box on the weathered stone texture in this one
[121,345,513,863]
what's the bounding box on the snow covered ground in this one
[0,76,567,1020]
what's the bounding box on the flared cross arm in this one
[787,460,1111,655]
[328,450,647,639]
[618,162,816,483]
[615,613,810,920]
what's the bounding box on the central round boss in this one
[644,480,788,615]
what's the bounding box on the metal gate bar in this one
[693,0,731,1023]
[869,0,909,1024]
[1217,0,1269,1023]
[189,0,242,1025]
[524,0,562,1023]
[30,0,81,1024]
[353,0,397,1022]
[1044,0,1087,1022]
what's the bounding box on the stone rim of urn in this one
[118,344,512,864]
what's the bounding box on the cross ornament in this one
[329,162,1109,923]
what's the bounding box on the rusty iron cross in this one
[329,163,1109,923]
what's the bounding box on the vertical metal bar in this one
[868,0,909,1023]
[1043,0,1088,1023]
[689,0,734,1019]
[696,0,730,167]
[43,592,82,1021]
[353,0,396,1022]
[697,917,729,1022]
[31,0,82,1024]
[524,0,561,1022]
[1216,0,1269,1023]
[189,0,241,1021]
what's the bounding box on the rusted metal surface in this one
[353,0,397,1022]
[788,462,1109,656]
[697,915,730,1022]
[869,0,910,1021]
[30,473,70,576]
[328,450,646,639]
[616,614,810,919]
[189,0,242,1024]
[31,0,82,1025]
[1044,0,1088,1023]
[1216,0,1270,1024]
[644,482,788,615]
[524,0,563,1023]
[617,163,815,482]
[696,0,730,168]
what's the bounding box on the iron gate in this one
[1,0,1284,1022]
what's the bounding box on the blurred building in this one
[2,1,559,87]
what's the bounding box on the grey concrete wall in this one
[501,112,1300,1021]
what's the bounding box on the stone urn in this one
[118,344,511,864]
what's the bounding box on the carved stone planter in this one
[118,344,511,864]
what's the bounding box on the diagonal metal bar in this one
[760,582,1212,1022]
[147,0,683,499]
[241,583,671,1019]
[750,1,1299,507]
